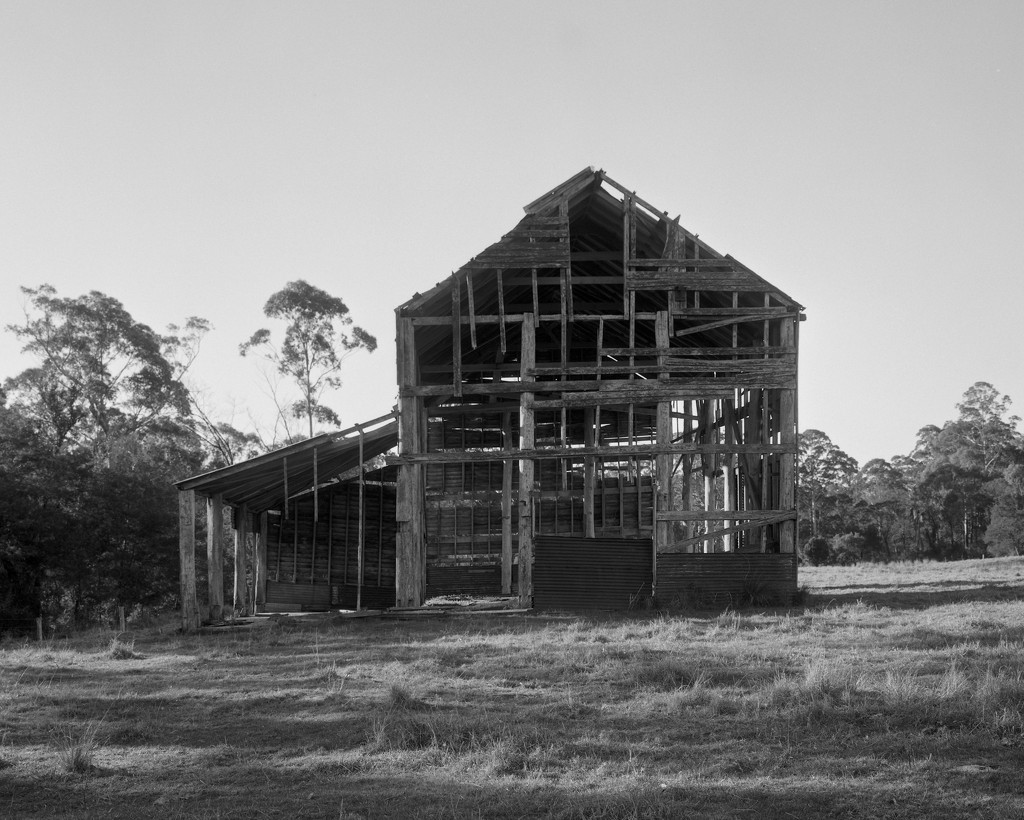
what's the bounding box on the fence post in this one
[36,617,43,642]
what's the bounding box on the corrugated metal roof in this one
[175,412,398,512]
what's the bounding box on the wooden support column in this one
[501,411,514,595]
[256,511,268,610]
[655,311,672,555]
[178,490,200,632]
[583,405,596,538]
[723,400,736,552]
[357,425,365,611]
[703,400,717,553]
[233,505,249,617]
[206,493,224,622]
[518,313,536,608]
[780,318,797,553]
[396,317,425,607]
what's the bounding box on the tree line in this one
[0,282,375,633]
[799,382,1024,564]
[2,282,1021,630]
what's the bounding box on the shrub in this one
[801,537,830,566]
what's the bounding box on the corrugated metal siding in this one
[265,580,331,610]
[656,553,797,607]
[264,580,395,610]
[425,561,516,598]
[332,583,395,610]
[533,536,653,611]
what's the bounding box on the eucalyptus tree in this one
[798,429,859,539]
[4,285,199,455]
[240,280,377,439]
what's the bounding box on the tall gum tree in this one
[239,280,377,440]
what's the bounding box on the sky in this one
[1,1,1022,465]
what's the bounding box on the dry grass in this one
[1,558,1023,818]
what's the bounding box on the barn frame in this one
[176,168,804,629]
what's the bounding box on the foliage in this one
[800,536,830,566]
[0,286,207,627]
[239,280,377,440]
[4,285,198,453]
[798,382,1024,562]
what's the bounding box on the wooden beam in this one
[178,490,200,632]
[655,312,672,555]
[663,512,796,552]
[388,441,795,464]
[780,318,797,553]
[206,493,224,622]
[395,317,425,607]
[233,504,249,618]
[583,406,596,538]
[255,511,268,611]
[451,275,462,397]
[518,313,536,608]
[501,412,513,594]
[357,425,365,610]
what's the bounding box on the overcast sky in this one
[2,1,1021,464]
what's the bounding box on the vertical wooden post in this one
[723,399,736,552]
[655,311,672,556]
[780,317,797,553]
[703,400,717,553]
[583,406,596,538]
[233,505,249,618]
[396,318,425,607]
[36,617,43,642]
[256,511,268,609]
[357,425,365,611]
[178,490,200,632]
[206,493,224,622]
[501,412,514,595]
[518,313,536,608]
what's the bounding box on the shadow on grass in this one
[807,581,1024,611]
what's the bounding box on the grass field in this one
[2,557,1023,819]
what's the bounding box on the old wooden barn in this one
[176,168,804,629]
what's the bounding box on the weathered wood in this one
[655,312,672,554]
[501,412,513,594]
[233,504,249,618]
[404,378,743,398]
[255,510,268,610]
[178,490,200,632]
[780,318,797,553]
[602,346,794,358]
[206,493,224,621]
[389,441,795,464]
[497,269,507,353]
[583,406,596,538]
[657,509,794,522]
[663,512,796,552]
[675,315,776,338]
[460,247,570,269]
[396,317,425,607]
[451,275,462,397]
[467,273,477,349]
[357,425,365,610]
[518,314,536,608]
